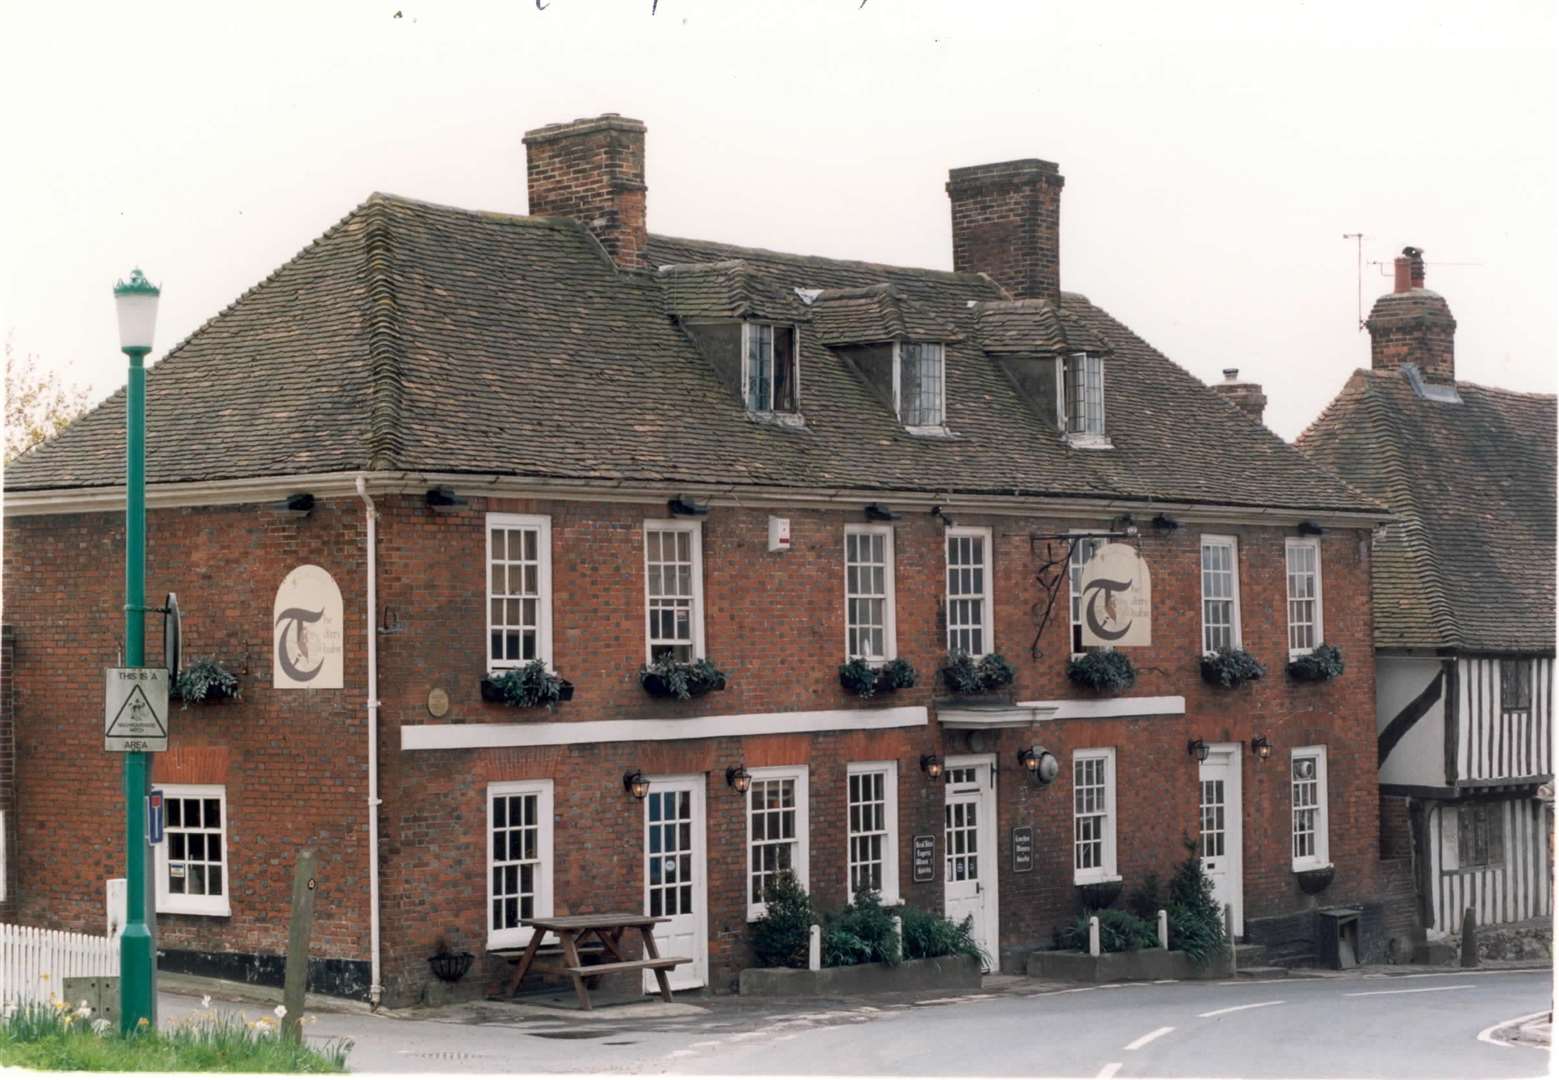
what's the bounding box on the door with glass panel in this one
[643,776,707,992]
[1198,744,1244,936]
[943,757,999,972]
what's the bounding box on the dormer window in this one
[742,323,798,413]
[896,342,945,430]
[1061,352,1110,447]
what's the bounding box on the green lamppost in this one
[113,268,160,1032]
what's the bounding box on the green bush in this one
[640,655,726,700]
[1126,872,1165,922]
[838,658,919,699]
[174,659,240,705]
[1066,650,1137,693]
[899,906,985,964]
[1199,647,1266,689]
[822,890,901,968]
[1287,643,1344,683]
[1058,909,1159,953]
[485,660,569,708]
[749,871,814,969]
[942,651,1016,695]
[1166,848,1227,966]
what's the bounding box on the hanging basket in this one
[428,951,474,983]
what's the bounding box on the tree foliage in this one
[4,338,88,463]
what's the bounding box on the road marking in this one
[1476,1009,1551,1051]
[1124,1026,1175,1051]
[1344,984,1476,997]
[1198,999,1285,1018]
[1364,968,1545,980]
[1027,986,1101,998]
[1095,1063,1123,1079]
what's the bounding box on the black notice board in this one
[1012,826,1034,874]
[912,834,936,883]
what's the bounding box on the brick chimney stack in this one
[523,113,648,270]
[1366,245,1456,383]
[946,159,1064,303]
[1212,368,1268,425]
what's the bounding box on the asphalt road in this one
[160,967,1553,1077]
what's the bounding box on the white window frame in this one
[745,765,810,921]
[1059,353,1111,448]
[740,322,800,414]
[892,341,947,433]
[1284,537,1324,659]
[643,519,706,664]
[1290,746,1330,871]
[845,761,900,905]
[486,779,555,949]
[844,525,897,662]
[1068,532,1106,658]
[155,784,231,917]
[486,513,554,670]
[1200,535,1243,652]
[944,526,994,658]
[1072,748,1119,885]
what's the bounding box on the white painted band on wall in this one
[401,705,930,751]
[1016,695,1186,720]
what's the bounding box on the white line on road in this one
[1476,1009,1551,1051]
[1344,984,1476,997]
[1124,1026,1175,1051]
[1198,999,1285,1018]
[1095,1062,1123,1079]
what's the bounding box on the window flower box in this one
[1066,650,1136,694]
[1199,647,1265,690]
[481,660,574,708]
[940,652,1015,696]
[1287,643,1344,683]
[640,657,727,700]
[838,657,918,699]
[1295,865,1335,895]
[173,659,241,706]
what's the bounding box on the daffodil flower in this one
[273,1004,287,1019]
[201,994,212,1009]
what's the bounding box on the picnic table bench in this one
[495,913,690,1010]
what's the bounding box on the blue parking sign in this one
[147,789,165,845]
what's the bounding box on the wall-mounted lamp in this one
[1110,513,1138,537]
[1017,746,1060,784]
[623,769,651,800]
[1251,735,1272,762]
[930,505,956,528]
[920,754,945,780]
[725,765,752,794]
[1187,738,1211,764]
[865,503,899,522]
[425,486,469,512]
[1297,520,1325,536]
[668,495,710,517]
[1152,513,1181,531]
[269,492,315,517]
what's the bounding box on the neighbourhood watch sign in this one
[1079,542,1152,647]
[273,564,345,689]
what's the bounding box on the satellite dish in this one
[163,592,181,682]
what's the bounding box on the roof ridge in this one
[362,199,406,470]
[647,232,988,285]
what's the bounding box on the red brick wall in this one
[946,160,1064,303]
[0,625,16,922]
[1366,293,1456,383]
[4,493,1378,1002]
[523,114,648,270]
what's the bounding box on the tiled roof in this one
[6,193,1380,516]
[973,298,1110,355]
[657,260,810,323]
[1297,369,1557,653]
[806,284,960,346]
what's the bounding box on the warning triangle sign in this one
[105,682,166,739]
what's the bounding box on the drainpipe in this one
[355,475,384,1008]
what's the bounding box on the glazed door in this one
[943,757,999,972]
[1198,745,1244,937]
[643,776,707,991]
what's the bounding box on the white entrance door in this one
[944,756,999,973]
[643,776,707,992]
[1198,745,1244,937]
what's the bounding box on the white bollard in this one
[1088,915,1101,957]
[891,914,903,953]
[106,879,127,941]
[808,924,821,971]
[1157,908,1169,950]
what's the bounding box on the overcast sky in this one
[3,1,1553,443]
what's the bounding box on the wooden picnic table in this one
[500,913,689,1010]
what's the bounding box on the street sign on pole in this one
[146,790,164,845]
[104,668,168,752]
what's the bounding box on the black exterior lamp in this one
[1152,513,1181,531]
[270,492,315,517]
[623,770,651,800]
[725,764,752,794]
[425,486,469,512]
[920,754,945,780]
[865,503,900,522]
[1111,513,1138,536]
[1251,735,1273,762]
[1187,738,1211,764]
[1297,520,1325,536]
[930,505,956,528]
[1017,746,1060,785]
[668,495,710,517]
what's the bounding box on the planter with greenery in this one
[1066,650,1137,694]
[1057,909,1159,954]
[639,656,727,701]
[1199,647,1266,690]
[173,659,240,706]
[940,651,1016,697]
[1287,643,1345,683]
[838,657,918,700]
[1127,851,1229,966]
[481,660,574,708]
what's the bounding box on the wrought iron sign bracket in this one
[1029,531,1136,659]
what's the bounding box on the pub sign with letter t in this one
[1079,542,1152,647]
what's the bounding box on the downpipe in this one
[355,475,384,1009]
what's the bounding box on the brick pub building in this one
[3,114,1389,1005]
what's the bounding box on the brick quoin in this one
[4,492,1378,1003]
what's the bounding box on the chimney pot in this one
[1366,245,1455,383]
[1393,256,1412,294]
[1405,245,1425,289]
[1211,371,1267,426]
[1223,368,1239,382]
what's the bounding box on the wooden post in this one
[282,851,317,1043]
[1459,907,1478,968]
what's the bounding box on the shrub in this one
[1066,650,1137,693]
[975,652,1016,690]
[174,659,240,705]
[880,657,918,690]
[838,657,919,699]
[640,656,726,700]
[749,871,813,969]
[899,906,985,964]
[1166,847,1227,965]
[484,660,570,708]
[1199,647,1266,689]
[821,890,901,968]
[1057,909,1159,954]
[1287,643,1344,683]
[941,651,1016,695]
[1126,872,1165,922]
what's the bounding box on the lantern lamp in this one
[623,770,651,800]
[920,754,945,780]
[113,268,161,354]
[725,764,752,794]
[1251,735,1273,762]
[1187,738,1211,763]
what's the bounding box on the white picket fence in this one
[0,923,119,1008]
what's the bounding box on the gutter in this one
[354,475,384,1009]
